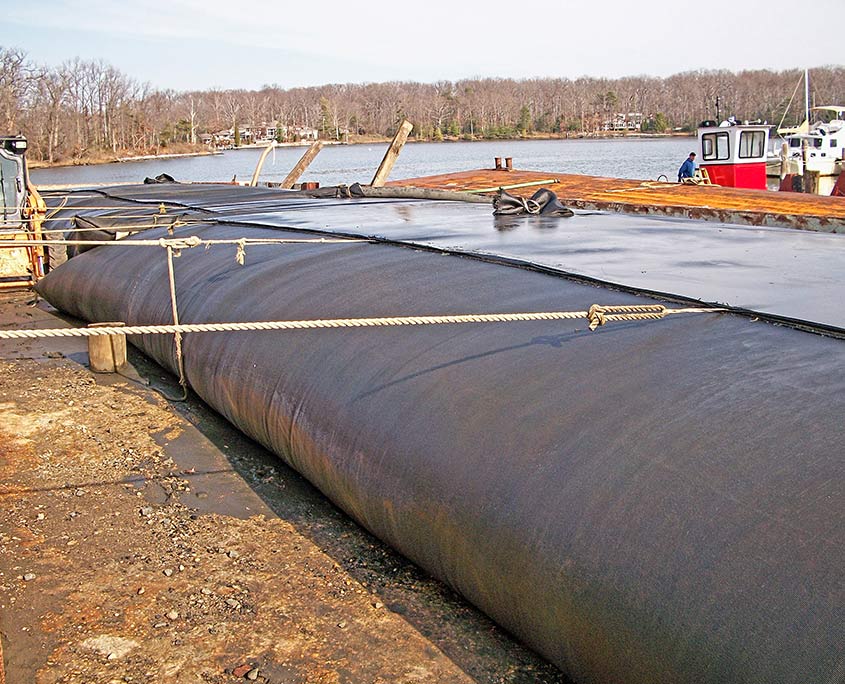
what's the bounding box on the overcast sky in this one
[4,0,843,91]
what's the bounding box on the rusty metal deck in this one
[389,168,845,232]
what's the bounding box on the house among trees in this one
[209,129,236,148]
[290,126,319,141]
[602,113,643,132]
[204,123,319,147]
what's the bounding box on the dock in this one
[389,168,845,232]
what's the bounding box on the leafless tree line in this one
[2,46,843,164]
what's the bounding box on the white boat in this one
[767,106,845,179]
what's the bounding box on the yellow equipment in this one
[0,136,46,289]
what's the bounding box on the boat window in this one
[0,155,21,223]
[789,138,801,148]
[830,139,837,148]
[702,132,730,161]
[738,130,766,159]
[813,139,822,148]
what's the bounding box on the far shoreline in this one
[28,132,693,170]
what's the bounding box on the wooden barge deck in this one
[389,168,845,232]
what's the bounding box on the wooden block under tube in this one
[87,322,127,373]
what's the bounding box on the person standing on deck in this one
[678,152,697,182]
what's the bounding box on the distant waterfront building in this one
[204,123,320,146]
[601,113,643,132]
[291,126,319,141]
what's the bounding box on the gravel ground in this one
[0,291,567,684]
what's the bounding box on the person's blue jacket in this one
[678,157,696,181]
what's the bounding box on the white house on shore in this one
[601,113,643,132]
[206,123,320,147]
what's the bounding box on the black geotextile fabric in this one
[43,183,845,330]
[36,220,845,684]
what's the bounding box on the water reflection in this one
[493,216,521,233]
[392,205,415,223]
[493,215,571,233]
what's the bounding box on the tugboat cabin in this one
[697,121,769,190]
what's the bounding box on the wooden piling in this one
[87,322,127,373]
[801,139,809,184]
[280,141,324,190]
[371,120,414,187]
[805,169,820,195]
[779,141,789,180]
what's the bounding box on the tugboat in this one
[696,118,769,190]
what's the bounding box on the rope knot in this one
[587,304,607,330]
[158,236,201,257]
[587,304,669,330]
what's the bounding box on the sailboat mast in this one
[804,68,810,123]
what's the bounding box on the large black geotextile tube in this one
[36,223,845,684]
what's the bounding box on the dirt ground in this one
[0,291,566,684]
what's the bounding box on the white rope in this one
[0,222,195,236]
[0,236,370,248]
[776,75,805,135]
[0,305,726,340]
[44,195,68,220]
[163,243,188,398]
[14,213,183,224]
[0,231,373,394]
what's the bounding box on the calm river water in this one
[31,137,697,187]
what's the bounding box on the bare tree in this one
[5,45,844,163]
[0,47,35,133]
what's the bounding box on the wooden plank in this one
[280,141,324,189]
[371,120,414,187]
